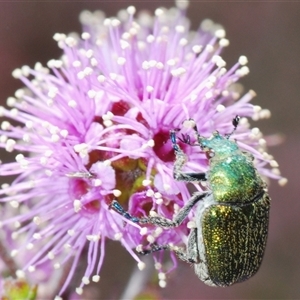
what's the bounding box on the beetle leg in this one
[143,191,208,227]
[110,200,140,223]
[111,192,208,227]
[170,129,207,182]
[186,228,200,263]
[139,243,196,264]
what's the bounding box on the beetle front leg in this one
[111,192,208,227]
[170,130,207,182]
[144,191,208,227]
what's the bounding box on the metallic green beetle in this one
[111,116,270,286]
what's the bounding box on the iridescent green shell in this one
[196,132,270,286]
[200,192,270,286]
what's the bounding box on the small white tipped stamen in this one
[138,261,146,270]
[16,270,25,279]
[114,232,123,240]
[67,229,75,236]
[140,227,148,236]
[76,287,83,295]
[11,249,18,257]
[92,275,100,282]
[216,104,225,112]
[113,189,122,197]
[239,55,248,65]
[142,179,151,186]
[82,276,90,285]
[187,221,196,229]
[159,279,167,288]
[73,199,82,213]
[278,178,288,186]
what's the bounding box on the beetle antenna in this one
[226,115,240,139]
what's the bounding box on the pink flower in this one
[0,2,286,298]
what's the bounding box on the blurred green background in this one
[0,1,299,299]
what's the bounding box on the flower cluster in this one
[0,1,286,298]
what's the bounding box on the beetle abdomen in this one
[198,191,270,287]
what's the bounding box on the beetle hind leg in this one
[139,242,197,264]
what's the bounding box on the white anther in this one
[155,198,163,205]
[158,272,166,280]
[142,179,151,186]
[136,244,143,252]
[72,60,81,68]
[147,235,155,243]
[54,263,61,269]
[48,251,55,260]
[155,262,162,270]
[179,38,188,46]
[171,67,186,77]
[102,111,114,120]
[140,227,148,236]
[117,57,126,65]
[147,139,155,147]
[146,189,154,197]
[175,25,185,33]
[239,55,248,65]
[175,0,189,9]
[259,109,271,119]
[73,199,82,213]
[5,139,16,152]
[51,134,60,142]
[154,227,163,237]
[159,280,167,288]
[68,100,77,108]
[73,143,89,158]
[278,178,288,186]
[92,275,100,282]
[155,8,164,17]
[251,127,260,136]
[67,229,75,236]
[146,85,154,92]
[205,44,214,52]
[75,287,83,295]
[1,121,11,130]
[272,168,281,175]
[65,36,77,47]
[81,32,91,40]
[33,216,41,225]
[82,276,90,285]
[192,45,202,54]
[216,104,225,112]
[215,28,226,38]
[154,192,162,199]
[187,221,196,228]
[114,232,123,240]
[270,160,279,167]
[33,233,41,240]
[87,89,96,99]
[11,249,18,257]
[138,261,146,270]
[6,97,16,107]
[16,270,25,279]
[219,38,230,47]
[53,33,66,42]
[26,243,34,250]
[103,120,113,127]
[113,189,122,197]
[12,68,22,79]
[149,210,158,217]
